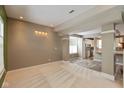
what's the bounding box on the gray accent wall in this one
[7,18,62,70]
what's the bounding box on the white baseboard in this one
[1,69,7,88]
[0,68,6,88]
[101,72,115,81]
[0,68,5,79]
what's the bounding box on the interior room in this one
[69,26,124,82]
[0,5,124,88]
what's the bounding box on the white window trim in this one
[0,16,4,37]
[0,16,5,79]
[97,39,102,49]
[69,36,78,54]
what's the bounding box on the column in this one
[102,24,115,76]
[93,37,97,60]
[82,37,86,59]
[62,35,70,61]
[77,37,83,59]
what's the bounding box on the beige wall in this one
[7,18,62,70]
[102,32,114,75]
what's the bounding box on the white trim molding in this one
[0,68,5,79]
[101,72,115,81]
[1,69,7,88]
[101,30,115,34]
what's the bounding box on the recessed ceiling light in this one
[69,10,75,14]
[19,16,23,19]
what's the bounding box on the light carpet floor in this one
[2,61,123,88]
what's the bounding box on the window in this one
[0,20,3,37]
[97,39,102,49]
[0,16,4,77]
[69,36,78,54]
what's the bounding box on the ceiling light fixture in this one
[34,31,48,37]
[19,16,23,19]
[44,32,48,36]
[34,31,38,35]
[38,32,41,35]
[41,32,45,35]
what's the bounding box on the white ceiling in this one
[77,28,101,35]
[55,5,124,34]
[5,5,95,27]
